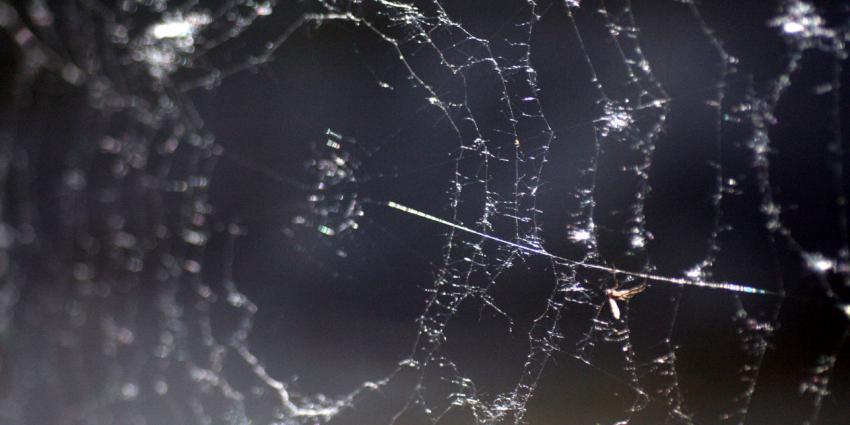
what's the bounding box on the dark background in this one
[1,0,850,424]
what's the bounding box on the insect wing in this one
[609,297,621,320]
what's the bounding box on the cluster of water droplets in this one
[295,130,363,240]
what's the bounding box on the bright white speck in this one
[227,292,247,308]
[151,21,193,39]
[803,252,834,274]
[782,21,805,34]
[149,13,210,39]
[140,12,211,78]
[255,2,272,16]
[685,266,703,279]
[598,103,633,137]
[569,229,592,242]
[629,234,645,248]
[182,229,207,246]
[606,111,632,130]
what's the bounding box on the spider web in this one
[0,0,849,424]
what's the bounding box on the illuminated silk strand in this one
[386,201,771,296]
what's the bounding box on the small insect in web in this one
[606,278,648,320]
